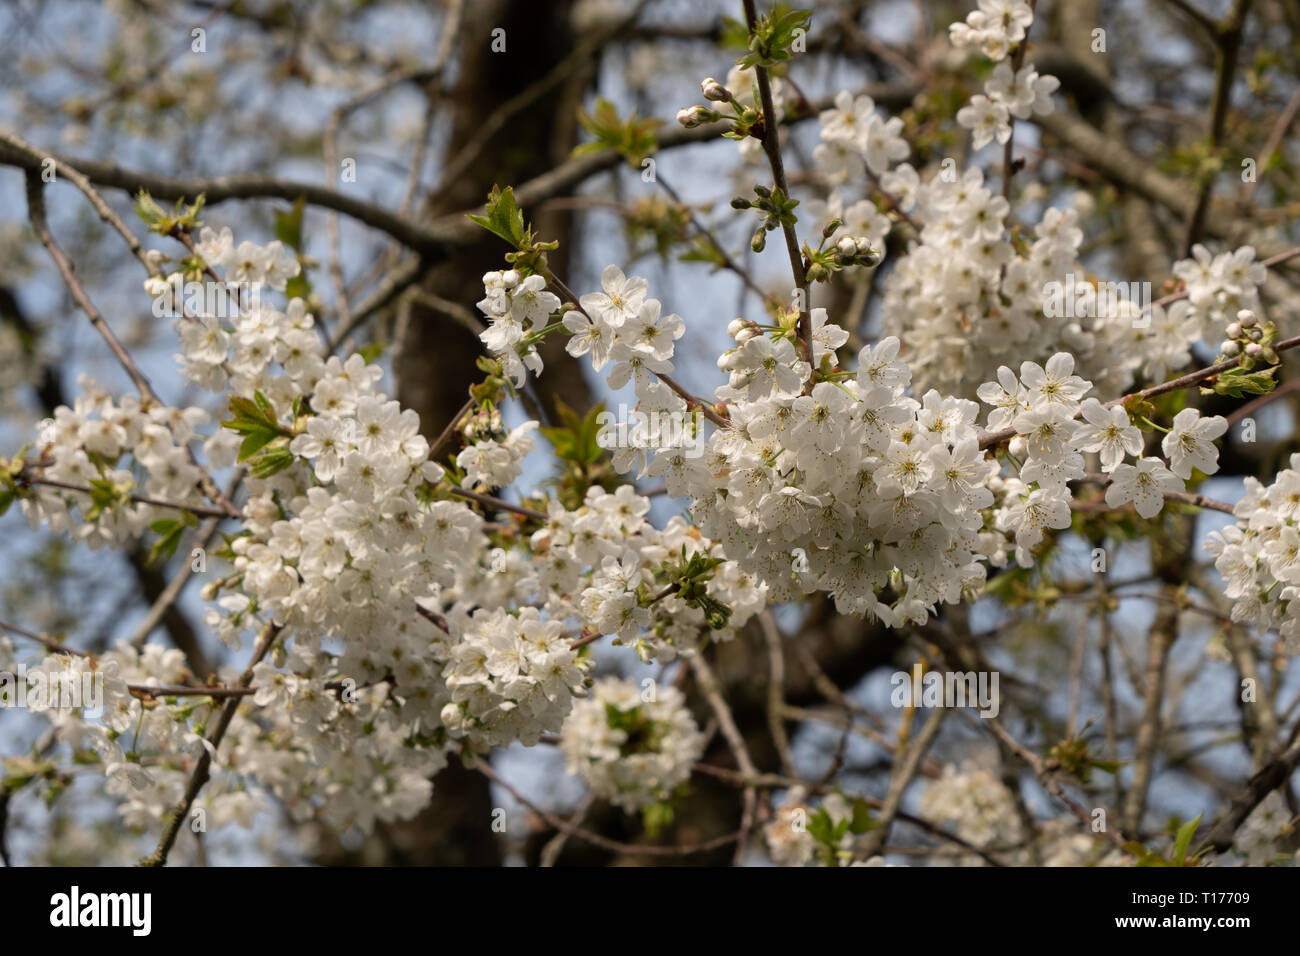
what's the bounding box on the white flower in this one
[809,308,850,365]
[578,264,647,329]
[1072,398,1142,472]
[956,95,1011,150]
[1105,457,1183,519]
[1162,408,1227,480]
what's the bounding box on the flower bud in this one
[1226,322,1242,339]
[676,106,715,128]
[1221,340,1240,356]
[1245,342,1262,357]
[701,77,729,102]
[735,327,757,344]
[726,318,747,338]
[1236,308,1256,327]
[751,229,766,253]
[501,270,520,288]
[837,237,857,256]
[1009,436,1026,459]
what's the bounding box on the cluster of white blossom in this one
[1230,791,1293,865]
[14,226,791,834]
[949,1,1058,150]
[533,485,767,661]
[1176,245,1269,330]
[23,375,210,549]
[762,789,876,867]
[11,642,285,832]
[477,270,559,386]
[533,250,1009,625]
[920,764,1023,851]
[947,0,1034,61]
[559,676,703,810]
[874,2,1280,408]
[442,607,589,750]
[804,90,907,267]
[1207,453,1300,652]
[699,328,1001,624]
[2,0,1283,852]
[984,353,1228,563]
[877,157,1274,406]
[457,419,537,489]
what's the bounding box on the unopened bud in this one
[676,106,715,129]
[1226,322,1242,338]
[1221,340,1240,356]
[751,229,766,253]
[1245,342,1262,357]
[701,77,729,102]
[727,318,747,338]
[1236,308,1257,327]
[836,237,856,256]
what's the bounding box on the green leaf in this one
[540,398,608,467]
[221,391,291,462]
[247,444,295,479]
[575,98,661,166]
[641,801,675,837]
[84,478,122,521]
[132,190,205,236]
[737,5,812,68]
[133,190,168,228]
[146,518,184,566]
[467,185,527,249]
[806,806,836,845]
[1202,365,1279,398]
[1173,813,1202,865]
[274,197,306,252]
[285,273,312,302]
[848,797,880,835]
